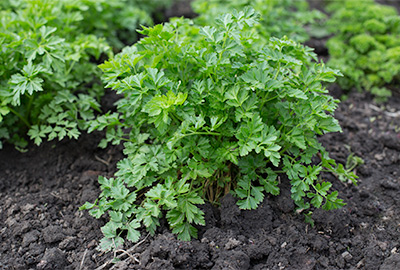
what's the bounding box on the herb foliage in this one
[1,0,173,49]
[326,0,400,101]
[0,1,110,148]
[82,8,356,251]
[0,0,172,149]
[58,0,174,49]
[192,0,326,43]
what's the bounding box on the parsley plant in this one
[0,0,174,149]
[326,0,400,101]
[192,0,326,43]
[60,0,174,49]
[82,8,356,251]
[0,0,112,148]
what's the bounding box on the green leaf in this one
[166,209,186,227]
[101,221,120,239]
[110,184,130,200]
[286,88,308,100]
[126,220,141,243]
[199,26,217,42]
[308,193,323,208]
[89,208,105,219]
[237,185,264,210]
[99,238,115,252]
[260,169,279,195]
[109,211,123,223]
[225,85,249,108]
[240,64,270,88]
[263,145,281,167]
[9,73,44,105]
[289,128,306,149]
[172,222,198,241]
[146,184,177,209]
[146,68,170,89]
[79,201,96,211]
[27,125,52,145]
[318,117,342,133]
[323,191,346,210]
[236,115,264,156]
[183,159,213,180]
[235,176,264,210]
[177,195,205,224]
[99,236,124,252]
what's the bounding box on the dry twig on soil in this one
[94,233,150,270]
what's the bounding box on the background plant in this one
[325,0,400,101]
[192,0,326,43]
[58,0,174,49]
[0,0,110,148]
[1,0,174,49]
[82,8,356,251]
[0,0,174,149]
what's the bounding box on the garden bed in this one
[1,1,400,269]
[1,85,400,270]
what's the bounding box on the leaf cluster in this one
[0,0,113,148]
[326,0,400,101]
[0,0,172,149]
[59,0,173,49]
[192,0,326,43]
[82,8,356,251]
[1,0,173,49]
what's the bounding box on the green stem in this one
[66,60,76,76]
[285,122,302,137]
[273,62,281,80]
[26,95,34,123]
[213,30,230,77]
[117,136,131,142]
[208,73,215,83]
[8,107,31,128]
[260,94,278,109]
[217,33,229,64]
[170,111,183,122]
[183,131,222,138]
[273,47,284,80]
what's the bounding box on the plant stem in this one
[8,107,31,128]
[183,131,222,138]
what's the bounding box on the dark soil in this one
[3,88,400,270]
[2,1,400,270]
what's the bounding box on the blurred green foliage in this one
[326,0,400,101]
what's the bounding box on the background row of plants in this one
[1,0,398,251]
[192,0,400,101]
[0,0,173,149]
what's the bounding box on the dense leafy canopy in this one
[0,0,172,149]
[192,0,326,43]
[326,0,400,101]
[82,9,356,251]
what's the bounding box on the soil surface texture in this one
[2,88,400,270]
[1,1,400,270]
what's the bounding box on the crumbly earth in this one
[1,1,400,270]
[2,77,400,270]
